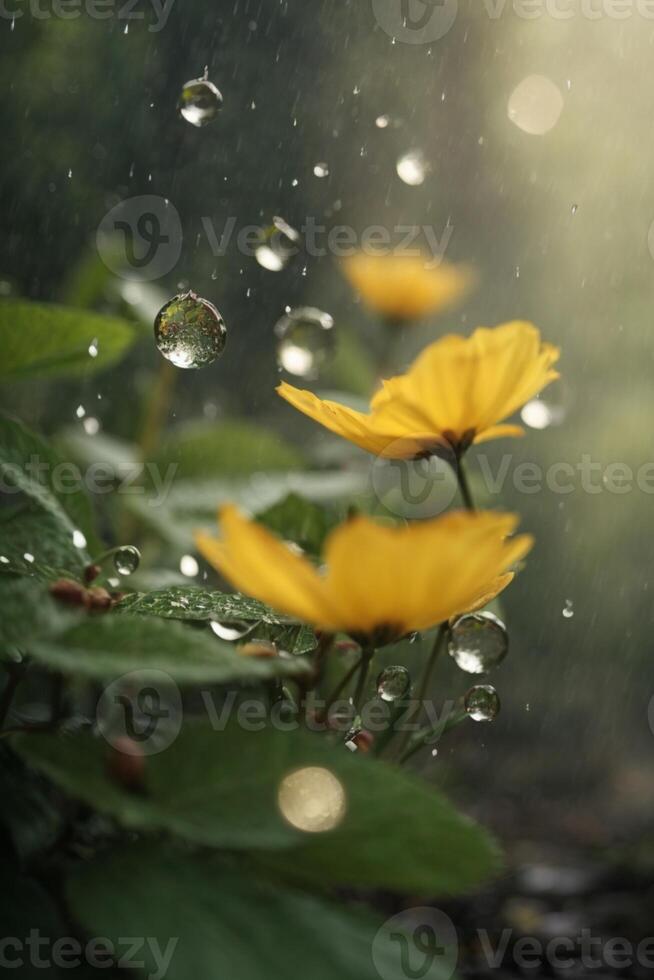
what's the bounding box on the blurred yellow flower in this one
[341,253,473,322]
[278,321,560,458]
[195,506,532,641]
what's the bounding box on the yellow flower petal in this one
[278,321,559,458]
[341,253,473,321]
[196,506,532,638]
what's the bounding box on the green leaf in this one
[114,586,298,624]
[0,507,89,581]
[0,413,100,553]
[0,299,135,379]
[67,844,454,980]
[114,588,318,655]
[27,614,312,684]
[255,492,337,557]
[0,576,78,650]
[152,419,306,480]
[0,866,69,980]
[15,722,500,894]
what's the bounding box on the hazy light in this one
[508,75,564,135]
[277,766,346,833]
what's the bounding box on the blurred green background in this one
[2,1,653,854]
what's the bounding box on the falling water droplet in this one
[209,620,252,642]
[72,530,87,550]
[464,684,500,722]
[154,291,227,369]
[178,76,223,127]
[376,665,411,702]
[375,114,390,128]
[562,599,574,619]
[179,554,199,577]
[313,162,329,178]
[571,203,578,215]
[275,307,335,378]
[396,149,429,186]
[113,546,141,577]
[88,338,99,358]
[83,417,100,435]
[255,216,300,272]
[448,612,508,674]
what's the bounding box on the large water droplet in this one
[210,619,252,642]
[396,149,429,186]
[113,545,141,577]
[178,77,223,127]
[376,665,411,702]
[255,216,300,272]
[448,612,508,674]
[464,684,500,722]
[275,307,334,378]
[154,291,227,369]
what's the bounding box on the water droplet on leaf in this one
[464,684,500,722]
[376,665,411,702]
[154,291,226,369]
[210,620,252,642]
[113,546,141,577]
[275,306,334,378]
[449,612,508,674]
[178,77,223,127]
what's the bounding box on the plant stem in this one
[352,648,373,712]
[456,457,475,511]
[396,624,448,757]
[318,655,363,724]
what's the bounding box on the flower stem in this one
[396,624,448,757]
[352,648,373,712]
[318,654,364,723]
[456,457,475,511]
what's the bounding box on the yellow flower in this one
[278,321,560,458]
[195,506,532,641]
[341,253,473,322]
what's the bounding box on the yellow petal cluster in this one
[278,321,559,458]
[195,506,532,640]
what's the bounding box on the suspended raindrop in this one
[376,665,411,702]
[72,530,87,550]
[255,216,300,272]
[464,684,500,722]
[179,554,199,577]
[113,545,141,577]
[396,149,429,186]
[275,307,334,378]
[209,620,253,642]
[154,291,227,369]
[375,114,390,129]
[313,162,329,178]
[448,612,508,674]
[178,76,223,127]
[562,599,574,619]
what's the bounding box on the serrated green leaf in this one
[0,413,100,553]
[15,722,500,894]
[66,844,454,980]
[114,587,298,624]
[27,614,312,684]
[0,299,135,379]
